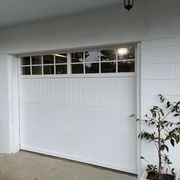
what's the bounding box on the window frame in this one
[19,44,136,78]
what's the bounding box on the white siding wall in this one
[7,56,20,153]
[0,55,9,153]
[0,55,19,154]
[141,37,180,172]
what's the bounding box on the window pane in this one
[43,55,54,64]
[43,65,54,74]
[55,54,67,63]
[85,63,99,73]
[118,61,135,72]
[100,50,116,61]
[32,66,42,75]
[32,56,42,65]
[85,51,99,62]
[22,67,30,75]
[71,64,84,74]
[101,62,116,73]
[71,52,83,63]
[117,47,135,60]
[21,57,30,65]
[56,65,67,74]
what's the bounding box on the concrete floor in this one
[0,151,137,180]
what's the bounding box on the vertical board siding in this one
[20,76,137,173]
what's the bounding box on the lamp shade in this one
[124,0,134,11]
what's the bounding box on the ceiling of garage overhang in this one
[0,0,144,27]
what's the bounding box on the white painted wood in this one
[19,75,137,173]
[0,55,10,153]
[141,39,180,176]
[140,171,147,180]
[136,43,142,179]
[7,55,20,153]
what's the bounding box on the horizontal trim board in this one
[20,73,136,79]
[17,43,137,57]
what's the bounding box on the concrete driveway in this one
[0,151,137,180]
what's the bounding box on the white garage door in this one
[19,46,137,174]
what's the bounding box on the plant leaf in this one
[170,139,175,147]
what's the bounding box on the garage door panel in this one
[20,86,137,173]
[20,77,136,109]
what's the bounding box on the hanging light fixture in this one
[124,0,134,11]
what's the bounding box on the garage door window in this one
[20,46,135,76]
[32,56,42,65]
[21,57,31,75]
[55,54,67,74]
[71,52,84,74]
[85,51,99,73]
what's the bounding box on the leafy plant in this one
[131,94,180,179]
[146,164,158,174]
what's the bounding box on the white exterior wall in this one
[0,0,179,177]
[0,55,19,154]
[0,55,9,153]
[141,37,180,172]
[7,56,20,153]
[0,0,179,55]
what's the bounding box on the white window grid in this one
[20,47,136,76]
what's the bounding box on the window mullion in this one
[116,49,118,73]
[41,55,44,75]
[30,56,32,75]
[83,52,85,74]
[67,53,71,74]
[99,51,101,74]
[53,55,56,75]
